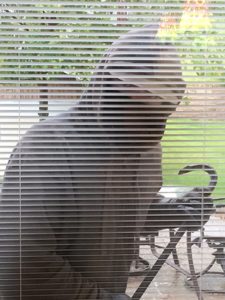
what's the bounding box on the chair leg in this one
[132,228,186,300]
[187,231,204,300]
[170,229,180,266]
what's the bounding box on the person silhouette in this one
[1,25,206,300]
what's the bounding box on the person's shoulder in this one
[13,108,79,156]
[23,108,76,140]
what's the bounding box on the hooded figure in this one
[0,26,187,299]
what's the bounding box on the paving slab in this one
[127,216,225,300]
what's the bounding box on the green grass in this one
[162,118,225,201]
[1,118,225,203]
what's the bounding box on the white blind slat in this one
[0,1,225,299]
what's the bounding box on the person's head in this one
[83,25,186,149]
[93,24,186,107]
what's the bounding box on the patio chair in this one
[130,164,217,300]
[186,207,225,292]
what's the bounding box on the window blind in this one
[0,1,225,299]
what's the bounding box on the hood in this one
[77,25,186,150]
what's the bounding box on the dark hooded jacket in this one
[0,26,185,299]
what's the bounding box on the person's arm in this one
[0,136,118,300]
[144,192,215,234]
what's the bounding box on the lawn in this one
[1,117,225,202]
[162,118,225,201]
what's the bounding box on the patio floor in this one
[127,216,225,300]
